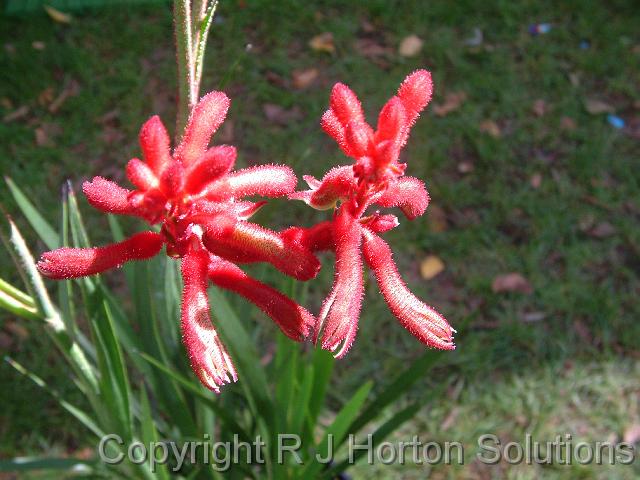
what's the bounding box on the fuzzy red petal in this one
[321,109,350,155]
[184,145,236,194]
[289,166,355,210]
[376,176,430,220]
[126,158,159,191]
[174,92,230,166]
[316,207,364,357]
[345,120,374,158]
[37,231,163,279]
[329,83,365,126]
[281,221,335,252]
[208,260,314,341]
[362,229,455,350]
[201,165,297,200]
[82,177,138,216]
[397,69,433,127]
[203,221,320,280]
[375,96,407,147]
[181,249,237,393]
[139,115,172,175]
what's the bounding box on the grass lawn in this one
[1,1,639,478]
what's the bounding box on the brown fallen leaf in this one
[440,407,460,431]
[292,68,319,89]
[0,97,13,109]
[623,424,640,444]
[398,34,423,57]
[309,32,335,53]
[49,79,81,113]
[573,319,592,344]
[34,122,62,146]
[420,255,445,280]
[427,204,448,232]
[35,127,48,146]
[38,87,55,106]
[0,332,12,350]
[32,41,46,51]
[97,109,120,125]
[354,38,391,59]
[44,5,73,24]
[492,273,533,294]
[457,161,474,174]
[520,311,546,322]
[479,119,501,138]
[584,98,615,115]
[4,321,29,340]
[263,104,303,126]
[3,105,29,123]
[265,71,288,88]
[560,116,576,131]
[530,172,542,189]
[532,99,547,117]
[433,92,466,117]
[588,221,616,238]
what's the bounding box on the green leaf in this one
[0,287,40,320]
[347,351,442,435]
[139,385,171,480]
[302,381,372,478]
[140,352,253,444]
[5,176,59,249]
[0,457,95,473]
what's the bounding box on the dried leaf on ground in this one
[440,407,460,431]
[530,173,542,188]
[292,68,319,89]
[433,92,466,117]
[479,119,501,138]
[492,273,533,294]
[573,319,592,344]
[587,222,616,238]
[4,321,29,340]
[457,161,474,174]
[532,99,547,117]
[398,34,423,57]
[521,311,546,322]
[263,104,303,126]
[354,38,391,58]
[44,5,73,24]
[427,204,448,232]
[560,116,576,130]
[420,255,445,280]
[623,424,640,444]
[32,41,46,50]
[49,79,81,113]
[584,99,615,115]
[3,105,29,123]
[38,87,55,106]
[309,32,335,53]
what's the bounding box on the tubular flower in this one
[289,70,456,357]
[37,91,317,392]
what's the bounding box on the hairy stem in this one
[174,0,194,139]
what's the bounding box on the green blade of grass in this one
[5,176,59,249]
[302,380,372,478]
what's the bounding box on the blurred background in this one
[0,0,638,478]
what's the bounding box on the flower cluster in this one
[286,70,455,357]
[38,92,318,392]
[37,70,455,392]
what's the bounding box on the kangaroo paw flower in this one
[37,231,164,279]
[208,260,314,341]
[315,207,364,358]
[362,229,455,350]
[181,249,237,393]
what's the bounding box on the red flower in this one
[289,70,456,357]
[37,91,317,392]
